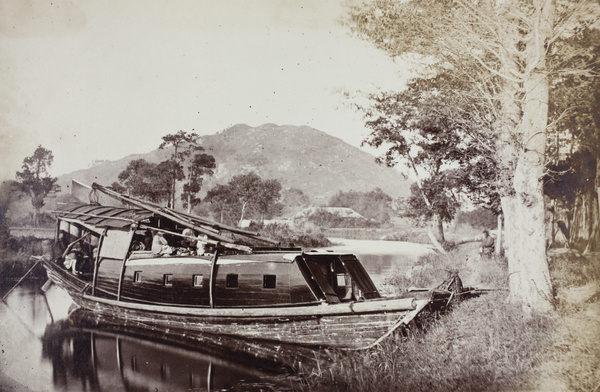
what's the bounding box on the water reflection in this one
[41,320,291,392]
[1,284,307,392]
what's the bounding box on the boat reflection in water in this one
[41,308,307,392]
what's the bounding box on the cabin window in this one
[226,274,238,288]
[163,274,173,286]
[133,271,142,283]
[336,274,346,288]
[263,275,277,289]
[193,274,203,287]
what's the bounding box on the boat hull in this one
[42,259,430,349]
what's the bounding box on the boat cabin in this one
[50,204,380,308]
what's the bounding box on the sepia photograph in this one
[1,1,599,391]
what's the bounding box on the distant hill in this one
[56,123,411,206]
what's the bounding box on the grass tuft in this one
[304,291,551,392]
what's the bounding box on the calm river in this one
[0,239,432,392]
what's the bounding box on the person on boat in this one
[63,243,83,274]
[131,239,146,251]
[151,231,173,256]
[476,229,495,259]
[143,229,153,250]
[181,228,196,251]
[196,234,209,255]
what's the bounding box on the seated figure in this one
[196,234,209,255]
[151,232,173,256]
[63,243,83,274]
[181,228,196,251]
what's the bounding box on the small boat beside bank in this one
[40,181,460,349]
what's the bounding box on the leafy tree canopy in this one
[15,145,60,226]
[181,153,216,212]
[204,172,282,225]
[160,130,215,210]
[117,159,183,205]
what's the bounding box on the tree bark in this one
[500,0,554,312]
[496,213,503,256]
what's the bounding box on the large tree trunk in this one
[499,0,554,312]
[502,160,552,312]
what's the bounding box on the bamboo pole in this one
[92,183,236,243]
[1,259,41,302]
[92,182,278,244]
[92,183,277,244]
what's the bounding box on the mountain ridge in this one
[56,123,410,205]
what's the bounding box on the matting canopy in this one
[55,203,154,229]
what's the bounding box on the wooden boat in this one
[40,182,451,349]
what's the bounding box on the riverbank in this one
[301,248,600,392]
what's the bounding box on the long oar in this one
[1,258,41,302]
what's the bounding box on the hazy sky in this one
[0,0,412,182]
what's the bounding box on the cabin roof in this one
[55,203,154,229]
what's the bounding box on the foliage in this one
[247,222,331,249]
[399,181,459,224]
[0,181,23,241]
[454,208,498,230]
[547,24,600,165]
[203,172,283,225]
[0,236,49,287]
[328,188,393,223]
[544,24,600,251]
[15,145,60,226]
[160,130,215,210]
[117,159,181,204]
[181,153,216,211]
[545,151,597,205]
[109,181,126,194]
[359,75,499,242]
[0,207,10,250]
[344,0,600,309]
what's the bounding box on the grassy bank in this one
[300,247,600,392]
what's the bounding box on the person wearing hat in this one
[151,231,173,256]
